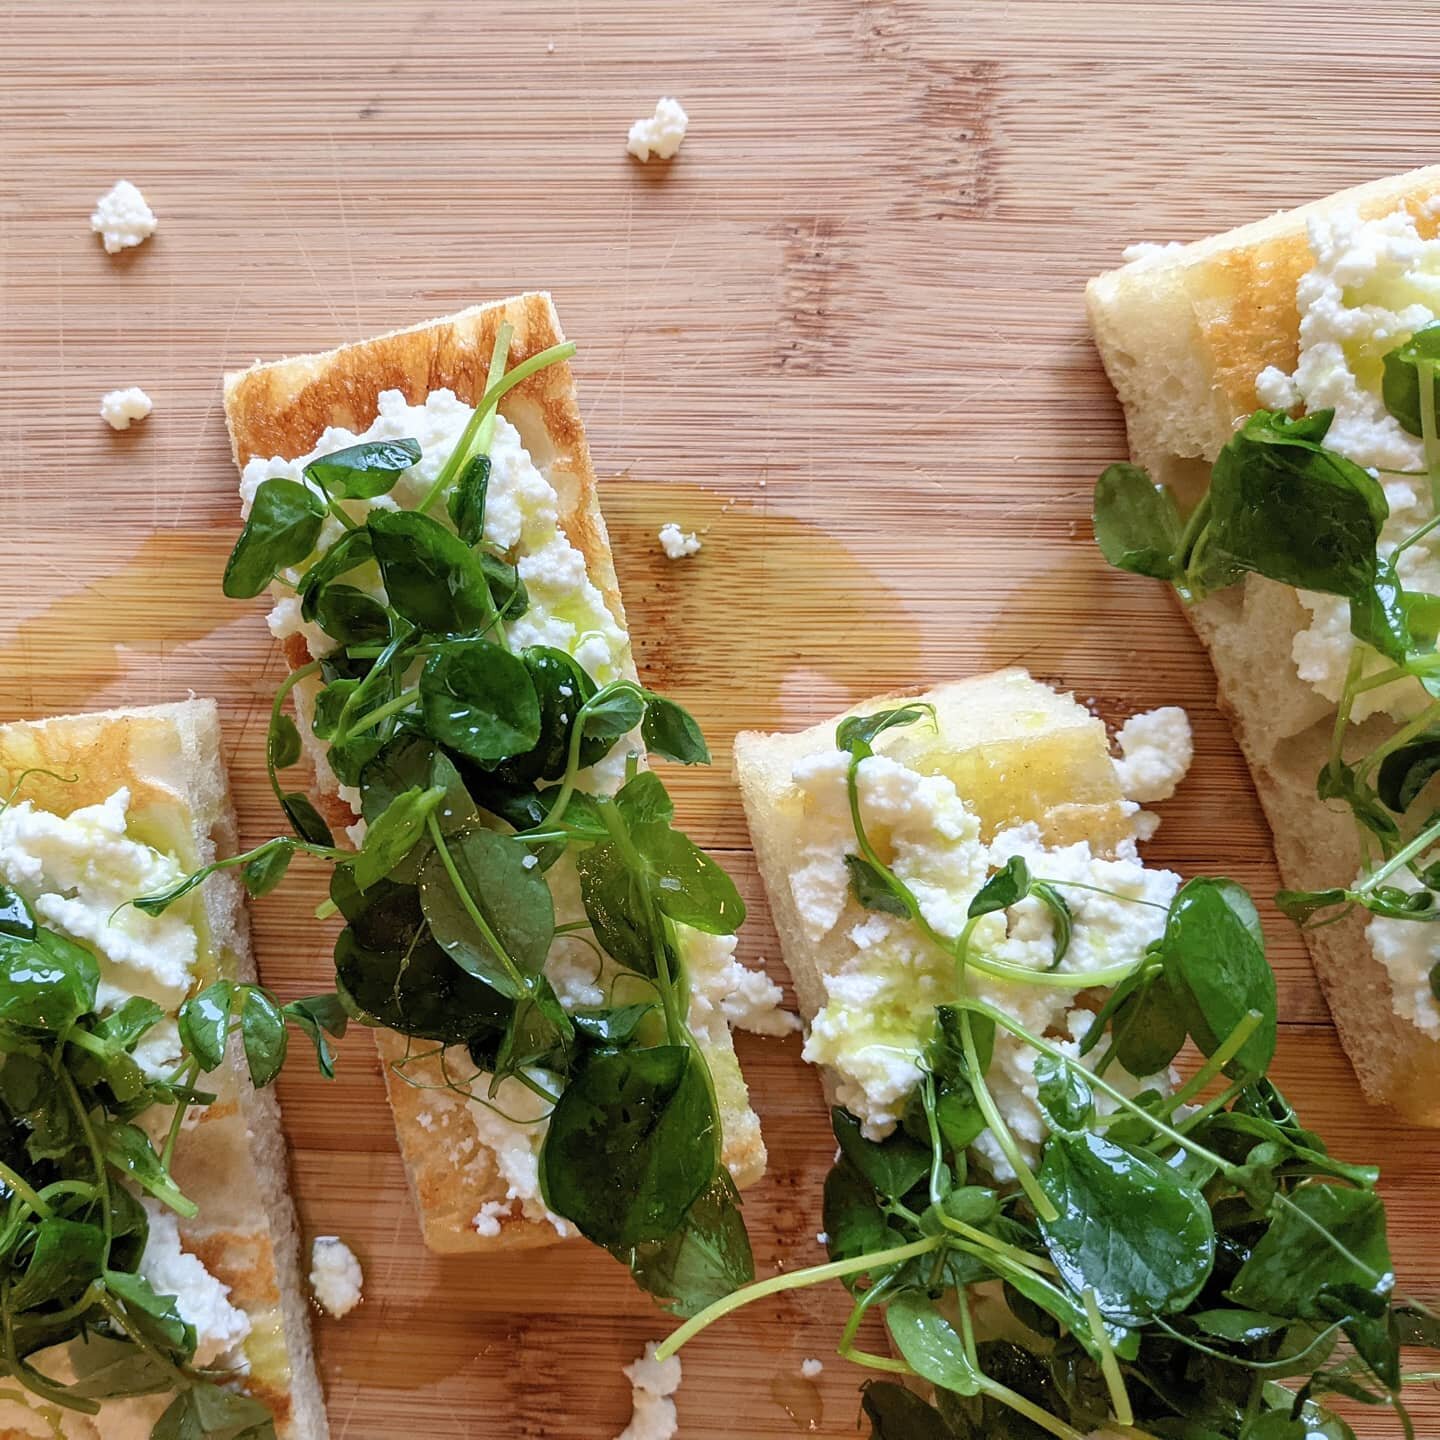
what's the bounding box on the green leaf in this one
[1228,1183,1393,1324]
[1037,1129,1215,1324]
[1377,729,1440,812]
[1381,321,1440,436]
[10,1217,106,1309]
[1033,1052,1093,1132]
[418,825,554,997]
[1032,882,1072,968]
[1162,877,1277,1082]
[1108,965,1188,1077]
[622,1170,754,1317]
[1317,758,1398,843]
[281,792,334,847]
[614,771,675,827]
[315,584,390,646]
[581,685,645,745]
[887,1292,985,1396]
[641,692,711,765]
[297,527,375,623]
[239,987,288,1088]
[822,1157,893,1268]
[242,839,295,898]
[304,437,421,499]
[101,1123,194,1215]
[836,704,935,760]
[311,679,357,741]
[368,509,497,633]
[540,1045,718,1248]
[490,647,600,785]
[860,1382,957,1440]
[833,1107,930,1201]
[420,639,541,762]
[1093,462,1183,580]
[632,819,747,934]
[178,980,234,1071]
[969,855,1030,919]
[845,853,911,917]
[352,784,446,892]
[103,1268,195,1355]
[0,880,37,937]
[223,478,325,599]
[153,1380,277,1440]
[0,928,99,1031]
[1189,1308,1290,1343]
[570,1003,656,1047]
[282,993,349,1080]
[494,976,574,1080]
[1275,887,1351,928]
[1202,409,1387,599]
[575,840,654,974]
[447,453,491,545]
[95,995,165,1051]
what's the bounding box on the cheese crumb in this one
[627,98,689,162]
[1111,706,1193,804]
[800,1358,824,1379]
[90,179,157,253]
[1119,239,1185,268]
[658,522,701,560]
[617,1341,682,1440]
[473,1200,513,1237]
[309,1236,363,1318]
[100,386,153,431]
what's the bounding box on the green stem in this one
[1356,700,1440,784]
[1421,358,1440,509]
[939,1214,1058,1275]
[416,334,576,515]
[1085,1285,1133,1427]
[161,1060,202,1173]
[654,1235,943,1361]
[326,496,359,532]
[1329,644,1367,776]
[1152,1010,1262,1118]
[960,1008,1057,1222]
[54,1063,111,1250]
[346,685,421,737]
[0,1281,100,1415]
[424,813,530,995]
[268,660,322,808]
[1359,809,1440,894]
[0,1161,53,1221]
[981,1379,1087,1440]
[1169,1078,1247,1138]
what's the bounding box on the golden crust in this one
[0,703,324,1439]
[1086,168,1440,1126]
[223,296,766,1254]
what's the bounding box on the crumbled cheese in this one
[90,179,157,253]
[1119,240,1185,267]
[1365,876,1440,1039]
[142,1203,251,1364]
[1260,206,1440,721]
[99,386,153,430]
[309,1236,364,1318]
[467,1075,573,1238]
[473,1200,514,1237]
[617,1342,682,1440]
[657,522,701,560]
[626,98,689,162]
[791,747,1181,1150]
[684,930,800,1043]
[0,788,199,1012]
[800,1358,824,1379]
[1111,706,1193,804]
[816,1231,828,1246]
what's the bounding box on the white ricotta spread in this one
[657,522,701,560]
[0,787,199,1013]
[1120,240,1185,268]
[684,929,799,1042]
[99,386,153,430]
[1112,706,1193,804]
[141,1202,252,1363]
[791,746,1183,1158]
[309,1236,364,1317]
[90,180,157,253]
[617,1342,682,1440]
[626,98,689,162]
[1260,206,1440,722]
[1365,879,1440,1040]
[800,1357,824,1379]
[467,1074,574,1239]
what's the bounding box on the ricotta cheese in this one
[142,1202,252,1363]
[626,98,689,162]
[1112,706,1193,804]
[1120,240,1185,268]
[309,1236,364,1317]
[99,386,153,430]
[467,1075,574,1239]
[617,1342,682,1440]
[800,1358,824,1379]
[791,747,1182,1154]
[1260,205,1440,721]
[90,180,157,253]
[0,787,199,1013]
[657,522,701,559]
[1365,878,1440,1039]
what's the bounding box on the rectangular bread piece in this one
[0,701,326,1440]
[1086,166,1440,1124]
[222,294,768,1253]
[734,668,1156,1111]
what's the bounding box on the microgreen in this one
[184,330,755,1318]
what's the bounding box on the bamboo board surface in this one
[2,1,1438,1434]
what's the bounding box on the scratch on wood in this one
[894,59,1001,221]
[773,216,848,374]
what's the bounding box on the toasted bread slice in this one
[0,702,325,1440]
[222,295,766,1253]
[734,668,1137,1082]
[1086,167,1440,1125]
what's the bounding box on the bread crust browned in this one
[0,702,326,1440]
[1086,167,1440,1126]
[222,295,766,1254]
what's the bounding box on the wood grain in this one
[1,1,1437,1434]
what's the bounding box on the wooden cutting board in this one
[2,2,1437,1434]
